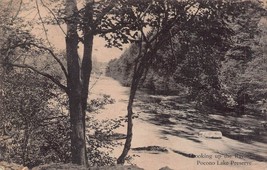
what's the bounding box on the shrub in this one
[0,70,122,167]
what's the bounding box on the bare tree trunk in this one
[81,1,94,164]
[117,55,149,164]
[66,41,88,166]
[65,0,88,166]
[116,79,138,164]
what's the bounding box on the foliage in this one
[87,94,115,112]
[106,0,267,113]
[85,95,122,166]
[0,69,122,167]
[220,15,267,115]
[86,116,123,167]
[106,44,139,86]
[2,0,135,166]
[1,0,266,168]
[0,69,70,168]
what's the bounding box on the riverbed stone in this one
[32,163,87,170]
[198,131,223,139]
[32,164,143,170]
[132,145,168,153]
[159,166,174,170]
[90,165,144,170]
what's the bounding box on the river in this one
[89,75,267,170]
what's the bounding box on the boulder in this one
[198,131,222,139]
[132,146,168,153]
[32,163,87,170]
[90,165,144,170]
[32,164,143,170]
[159,166,174,170]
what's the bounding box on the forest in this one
[0,0,267,170]
[106,0,267,115]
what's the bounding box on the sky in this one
[8,0,267,62]
[15,0,127,63]
[46,25,126,63]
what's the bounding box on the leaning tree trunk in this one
[117,55,149,164]
[65,0,89,166]
[116,77,139,164]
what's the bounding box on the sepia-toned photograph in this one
[0,0,267,169]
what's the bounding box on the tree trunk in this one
[65,0,88,166]
[81,0,94,125]
[116,80,138,164]
[66,39,88,166]
[117,56,148,164]
[81,0,94,164]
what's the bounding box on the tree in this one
[115,0,212,164]
[64,0,138,165]
[220,4,267,114]
[106,0,266,163]
[1,69,70,167]
[1,0,139,166]
[0,66,122,167]
[2,0,265,167]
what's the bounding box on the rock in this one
[198,131,222,139]
[32,164,143,170]
[132,146,168,153]
[159,166,174,170]
[32,163,87,170]
[90,165,144,170]
[172,150,196,158]
[108,133,127,140]
[0,161,28,170]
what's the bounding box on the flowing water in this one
[89,75,267,170]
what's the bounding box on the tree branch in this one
[29,43,68,79]
[89,72,102,92]
[147,1,199,45]
[6,62,68,93]
[95,23,129,34]
[40,0,67,36]
[35,0,52,48]
[1,39,68,80]
[11,0,23,23]
[93,1,116,27]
